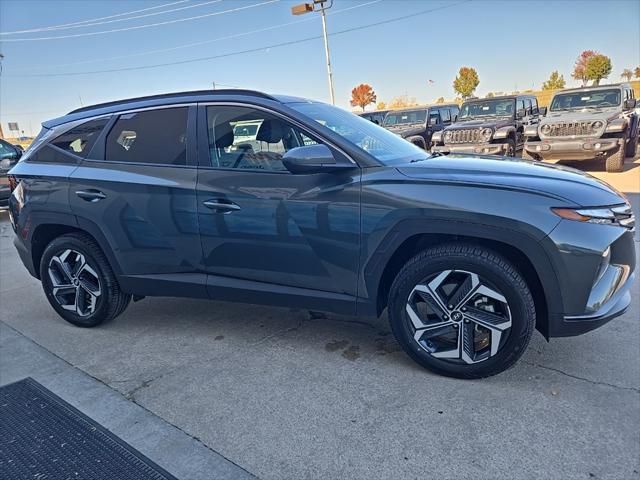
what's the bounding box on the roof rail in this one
[68,89,276,114]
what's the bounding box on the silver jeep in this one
[523,83,638,172]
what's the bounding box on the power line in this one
[5,1,469,77]
[1,0,280,42]
[0,1,189,35]
[1,1,222,35]
[12,0,382,72]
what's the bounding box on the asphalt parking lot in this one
[1,156,639,480]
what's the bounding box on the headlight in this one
[0,159,11,169]
[592,120,604,129]
[605,119,625,133]
[552,205,635,229]
[540,124,552,135]
[481,128,493,141]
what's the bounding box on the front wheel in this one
[504,138,516,157]
[388,243,536,378]
[605,146,625,173]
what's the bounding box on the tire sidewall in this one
[389,250,534,378]
[40,236,110,327]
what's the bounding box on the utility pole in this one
[292,0,335,105]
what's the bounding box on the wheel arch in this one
[363,220,562,339]
[28,212,123,280]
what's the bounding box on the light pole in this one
[292,0,335,105]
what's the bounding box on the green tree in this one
[542,71,566,90]
[436,96,445,103]
[453,67,479,99]
[376,101,387,110]
[621,69,633,81]
[635,67,640,79]
[584,54,612,85]
[486,92,495,98]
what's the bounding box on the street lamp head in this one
[291,3,313,15]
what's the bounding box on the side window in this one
[524,98,532,115]
[105,107,188,165]
[206,105,319,171]
[516,99,525,113]
[439,108,451,123]
[450,106,459,121]
[428,111,440,126]
[530,98,539,114]
[50,117,109,158]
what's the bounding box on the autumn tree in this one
[585,54,612,85]
[621,69,633,81]
[453,67,479,99]
[388,95,418,109]
[376,101,387,110]
[635,67,640,79]
[542,71,566,90]
[572,50,596,85]
[350,84,377,111]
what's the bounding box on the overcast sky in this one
[1,0,639,135]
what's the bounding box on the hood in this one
[384,124,424,137]
[542,108,619,124]
[446,118,512,131]
[396,154,626,206]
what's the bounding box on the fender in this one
[360,218,563,338]
[493,125,516,140]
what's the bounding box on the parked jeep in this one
[523,84,638,172]
[359,110,389,125]
[382,104,459,150]
[431,94,540,156]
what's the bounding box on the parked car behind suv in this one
[382,104,459,150]
[523,84,638,172]
[0,138,23,207]
[358,110,389,125]
[7,90,636,379]
[431,94,540,156]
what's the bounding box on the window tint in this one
[439,108,451,123]
[105,108,188,165]
[428,111,440,125]
[206,105,319,171]
[516,100,525,112]
[530,97,539,114]
[524,98,532,114]
[450,106,459,121]
[50,117,109,158]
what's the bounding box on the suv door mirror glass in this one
[538,106,547,116]
[624,98,637,110]
[282,144,341,174]
[516,108,526,119]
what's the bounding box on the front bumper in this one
[524,137,623,161]
[431,142,511,155]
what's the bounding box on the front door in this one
[195,104,361,303]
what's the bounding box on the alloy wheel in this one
[406,270,512,364]
[47,249,101,317]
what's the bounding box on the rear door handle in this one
[203,199,241,213]
[76,189,106,202]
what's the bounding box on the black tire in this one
[605,146,624,173]
[521,149,536,160]
[406,136,427,150]
[625,130,638,158]
[388,243,536,379]
[504,138,516,157]
[40,232,131,327]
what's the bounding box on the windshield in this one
[550,89,621,111]
[290,102,429,165]
[383,110,427,126]
[458,99,515,120]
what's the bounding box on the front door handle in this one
[76,189,106,202]
[203,199,241,213]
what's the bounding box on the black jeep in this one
[382,104,459,150]
[359,110,389,125]
[431,94,540,156]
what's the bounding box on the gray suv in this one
[523,84,638,172]
[7,90,636,379]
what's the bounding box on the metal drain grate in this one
[0,377,178,480]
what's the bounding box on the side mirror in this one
[516,108,526,119]
[282,144,346,174]
[538,106,547,116]
[624,98,637,110]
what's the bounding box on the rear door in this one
[69,105,204,293]
[195,103,361,307]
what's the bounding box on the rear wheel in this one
[40,233,131,327]
[388,243,536,378]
